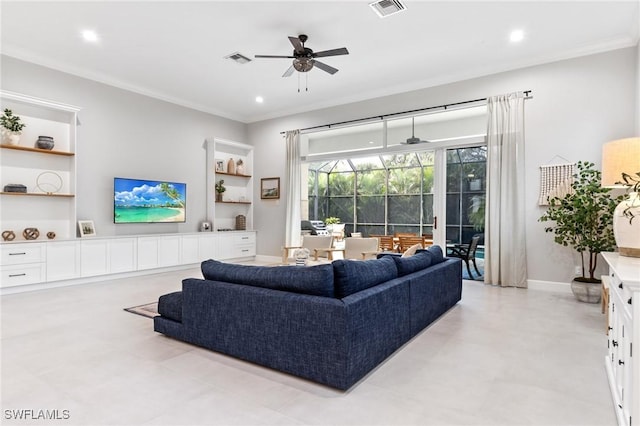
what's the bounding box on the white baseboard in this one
[527,279,572,292]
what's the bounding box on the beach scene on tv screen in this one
[114,179,186,223]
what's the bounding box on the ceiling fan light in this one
[293,59,314,73]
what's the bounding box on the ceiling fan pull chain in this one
[306,73,309,92]
[297,72,301,93]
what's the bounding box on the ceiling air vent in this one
[369,0,406,18]
[224,52,252,64]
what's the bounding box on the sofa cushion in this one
[427,245,445,264]
[393,251,433,276]
[333,256,398,298]
[158,291,183,322]
[201,260,334,298]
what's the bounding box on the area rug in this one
[124,302,158,319]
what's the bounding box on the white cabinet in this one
[0,91,80,240]
[137,237,160,270]
[109,238,137,274]
[46,240,80,282]
[0,243,45,288]
[159,235,181,267]
[0,232,256,292]
[603,252,640,426]
[80,240,109,277]
[206,138,253,231]
[217,231,256,260]
[181,235,200,264]
[198,234,218,260]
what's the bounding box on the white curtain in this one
[285,130,302,248]
[485,92,527,288]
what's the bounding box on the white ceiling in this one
[1,1,638,123]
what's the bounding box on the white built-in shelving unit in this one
[205,138,253,231]
[0,90,80,240]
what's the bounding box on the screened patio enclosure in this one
[306,146,486,245]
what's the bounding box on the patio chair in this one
[282,235,334,264]
[343,237,380,260]
[330,223,346,242]
[447,234,482,279]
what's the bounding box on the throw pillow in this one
[401,243,422,257]
[332,256,398,298]
[393,251,433,276]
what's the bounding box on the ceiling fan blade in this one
[255,54,295,59]
[313,47,349,58]
[282,65,295,77]
[288,36,305,54]
[313,60,338,75]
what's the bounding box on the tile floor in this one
[1,267,616,425]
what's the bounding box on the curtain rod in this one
[280,90,532,135]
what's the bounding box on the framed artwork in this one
[261,177,280,200]
[78,220,96,237]
[215,159,225,172]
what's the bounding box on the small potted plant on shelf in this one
[215,180,226,202]
[1,108,26,146]
[539,161,623,303]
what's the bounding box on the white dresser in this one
[603,252,640,426]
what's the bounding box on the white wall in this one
[248,47,637,286]
[1,55,246,237]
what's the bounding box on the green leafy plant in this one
[324,216,340,225]
[468,195,485,231]
[617,172,640,223]
[215,180,226,194]
[1,108,26,133]
[539,161,623,282]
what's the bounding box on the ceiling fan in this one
[255,34,349,77]
[404,117,430,144]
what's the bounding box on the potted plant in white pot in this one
[215,180,226,202]
[1,108,26,145]
[539,161,623,303]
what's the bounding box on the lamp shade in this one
[601,137,640,187]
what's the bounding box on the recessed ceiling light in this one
[509,29,525,43]
[82,30,99,43]
[255,96,264,104]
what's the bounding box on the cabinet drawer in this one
[233,233,256,245]
[1,244,45,265]
[0,264,45,287]
[610,271,632,306]
[233,244,256,258]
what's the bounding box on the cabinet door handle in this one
[9,252,26,256]
[618,360,624,365]
[8,273,26,277]
[613,340,618,347]
[628,298,632,305]
[619,283,623,289]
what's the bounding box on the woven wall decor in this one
[539,163,575,206]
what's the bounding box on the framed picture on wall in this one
[78,220,96,237]
[261,177,280,199]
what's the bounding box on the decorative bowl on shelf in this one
[35,135,54,150]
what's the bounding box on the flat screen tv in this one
[114,177,186,223]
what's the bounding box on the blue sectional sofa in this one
[154,245,462,390]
